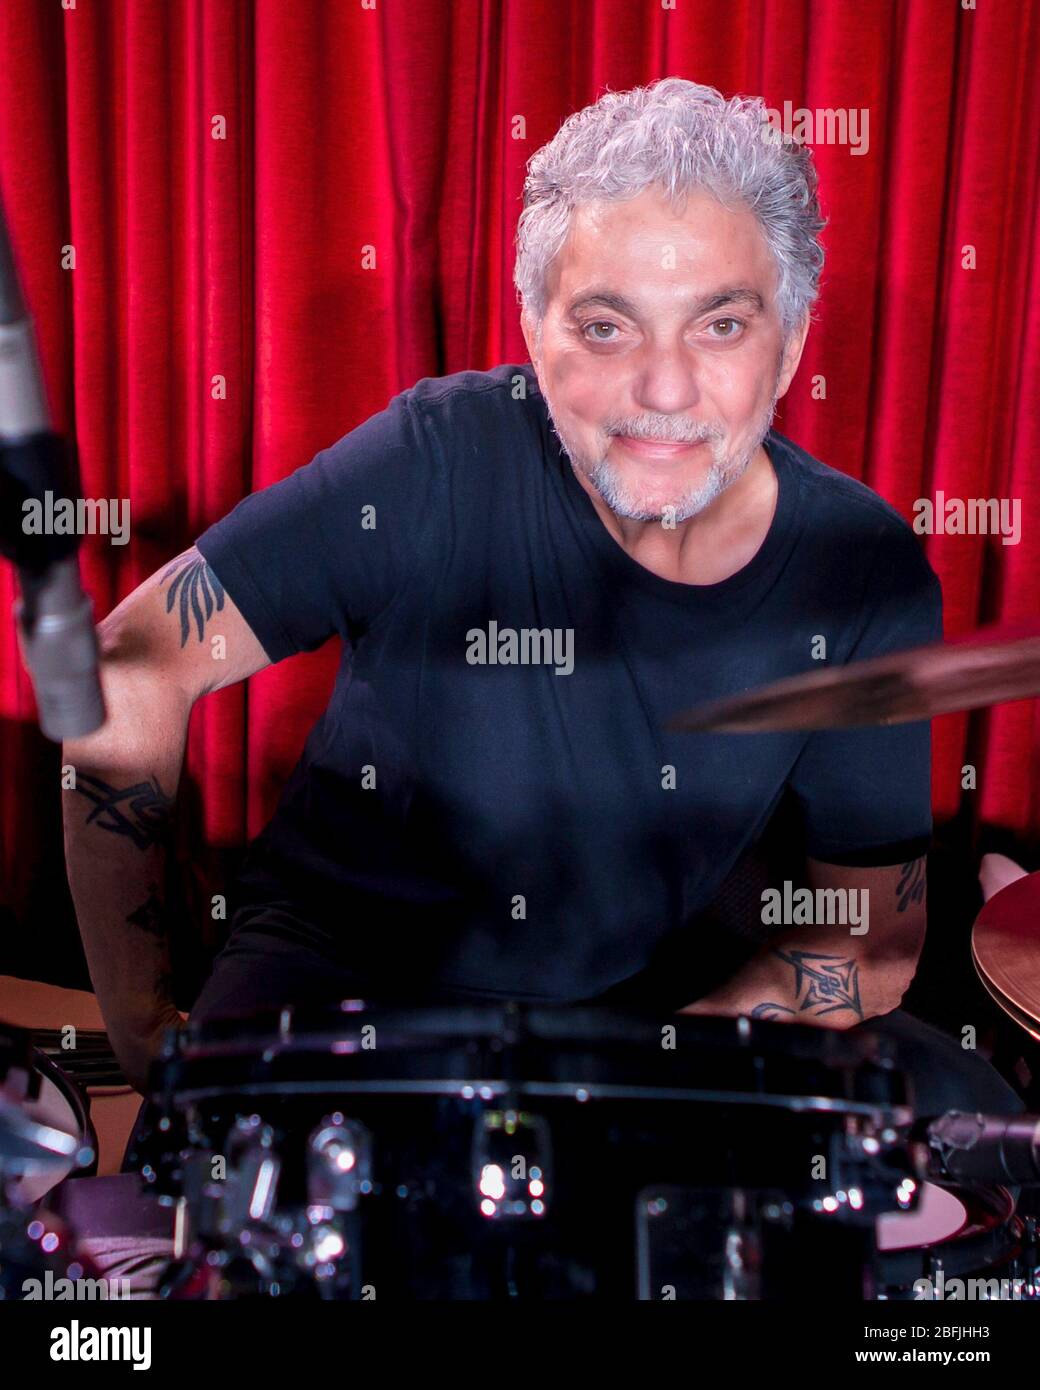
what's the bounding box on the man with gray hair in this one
[63,79,1017,1131]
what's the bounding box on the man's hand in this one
[678,856,928,1028]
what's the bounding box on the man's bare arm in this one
[61,547,271,1091]
[678,856,928,1028]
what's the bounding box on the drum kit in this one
[1,620,1039,1300]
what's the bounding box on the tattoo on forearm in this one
[162,551,225,646]
[750,949,864,1021]
[896,857,926,913]
[126,885,167,938]
[72,774,174,851]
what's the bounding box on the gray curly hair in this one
[514,77,826,343]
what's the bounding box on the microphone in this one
[0,195,104,740]
[926,1110,1040,1185]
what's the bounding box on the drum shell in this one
[145,1006,913,1299]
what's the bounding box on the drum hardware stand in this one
[463,1004,556,1293]
[923,1111,1040,1185]
[160,1109,374,1298]
[722,1192,761,1301]
[471,1108,551,1221]
[304,1112,371,1297]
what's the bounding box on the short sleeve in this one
[194,391,434,663]
[786,527,944,867]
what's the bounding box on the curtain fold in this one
[1,0,1038,934]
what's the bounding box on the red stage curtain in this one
[1,0,1038,929]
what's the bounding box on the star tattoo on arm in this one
[162,550,226,646]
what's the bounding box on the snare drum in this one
[141,1003,918,1300]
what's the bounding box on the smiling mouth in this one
[614,435,707,458]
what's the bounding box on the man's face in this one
[522,184,808,523]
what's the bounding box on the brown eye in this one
[583,321,617,342]
[711,318,740,337]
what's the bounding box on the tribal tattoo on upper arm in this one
[896,857,926,913]
[72,773,174,851]
[750,949,864,1022]
[162,551,226,646]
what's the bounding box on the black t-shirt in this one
[195,362,942,1003]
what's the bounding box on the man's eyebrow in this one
[565,286,765,318]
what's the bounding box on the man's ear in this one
[776,313,811,399]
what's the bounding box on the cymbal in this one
[668,625,1040,732]
[972,872,1040,1042]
